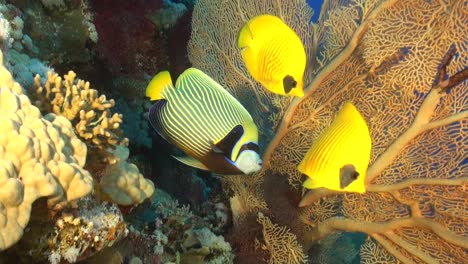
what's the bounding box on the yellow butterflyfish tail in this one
[146,70,174,100]
[298,102,371,193]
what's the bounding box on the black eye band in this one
[238,143,260,155]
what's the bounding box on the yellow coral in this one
[0,51,93,250]
[32,71,129,152]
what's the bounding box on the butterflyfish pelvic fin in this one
[146,71,174,101]
[172,155,210,171]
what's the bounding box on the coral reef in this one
[0,43,153,256]
[122,189,234,264]
[189,0,467,263]
[46,199,127,263]
[31,70,129,153]
[30,70,155,206]
[149,0,188,29]
[0,2,51,88]
[19,0,98,68]
[100,145,155,206]
[0,50,93,250]
[256,212,307,264]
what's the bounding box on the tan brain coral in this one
[0,51,93,250]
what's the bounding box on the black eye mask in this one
[237,142,260,159]
[339,164,360,189]
[283,75,297,94]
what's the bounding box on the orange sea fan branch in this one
[367,177,468,192]
[304,216,468,250]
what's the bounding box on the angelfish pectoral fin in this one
[339,164,359,189]
[172,156,210,171]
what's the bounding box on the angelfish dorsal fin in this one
[146,71,174,101]
[172,155,210,171]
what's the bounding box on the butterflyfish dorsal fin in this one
[172,155,210,171]
[146,71,174,101]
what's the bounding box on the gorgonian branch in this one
[304,216,468,249]
[367,177,468,192]
[366,45,468,184]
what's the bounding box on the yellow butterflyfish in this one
[298,102,372,193]
[238,14,306,97]
[146,68,262,175]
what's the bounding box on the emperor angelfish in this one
[238,14,306,97]
[298,102,372,193]
[146,68,262,175]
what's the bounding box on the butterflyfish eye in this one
[283,75,297,94]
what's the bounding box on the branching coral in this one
[189,0,467,263]
[31,71,129,153]
[0,51,93,250]
[30,71,155,206]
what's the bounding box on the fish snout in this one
[235,150,263,174]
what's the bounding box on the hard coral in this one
[31,70,129,153]
[31,71,155,206]
[0,51,92,250]
[100,146,155,206]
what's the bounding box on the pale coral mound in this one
[0,51,93,250]
[100,145,155,206]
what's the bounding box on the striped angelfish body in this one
[148,68,258,174]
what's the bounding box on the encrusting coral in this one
[189,0,467,263]
[0,50,93,250]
